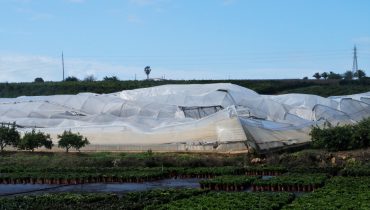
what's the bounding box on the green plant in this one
[0,189,206,210]
[310,118,370,151]
[34,77,44,83]
[283,177,370,209]
[57,130,89,152]
[0,122,20,152]
[153,192,294,210]
[18,129,53,151]
[200,175,259,191]
[252,173,328,192]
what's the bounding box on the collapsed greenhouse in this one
[1,83,370,153]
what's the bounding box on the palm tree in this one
[144,66,151,80]
[313,72,321,80]
[321,72,328,80]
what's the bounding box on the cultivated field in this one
[0,149,369,209]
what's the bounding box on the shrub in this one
[310,118,370,151]
[351,117,370,148]
[18,129,53,152]
[58,130,90,152]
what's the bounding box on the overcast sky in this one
[0,0,370,82]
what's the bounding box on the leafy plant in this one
[200,175,259,191]
[0,189,206,210]
[58,130,89,152]
[310,118,370,151]
[18,129,53,151]
[283,177,370,209]
[153,192,294,210]
[64,76,79,82]
[0,122,20,152]
[34,77,44,83]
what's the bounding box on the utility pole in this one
[62,51,65,81]
[352,45,358,74]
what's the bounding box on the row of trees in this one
[312,70,366,80]
[0,123,89,152]
[34,75,119,83]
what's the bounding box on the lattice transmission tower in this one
[352,45,358,74]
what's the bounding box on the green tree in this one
[103,76,119,82]
[327,71,343,80]
[354,70,366,79]
[312,72,321,80]
[0,123,20,152]
[343,71,354,80]
[58,130,89,152]
[18,129,53,152]
[65,76,79,82]
[34,77,44,83]
[321,72,328,80]
[83,75,96,82]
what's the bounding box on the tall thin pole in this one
[352,45,358,74]
[62,51,65,81]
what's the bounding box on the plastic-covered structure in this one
[1,83,370,153]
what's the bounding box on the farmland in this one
[0,150,369,209]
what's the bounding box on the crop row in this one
[153,192,295,210]
[288,166,341,176]
[200,176,259,191]
[0,165,289,177]
[283,177,370,209]
[0,171,170,184]
[167,166,244,178]
[0,166,164,173]
[0,166,251,185]
[252,173,328,192]
[0,189,207,210]
[243,166,287,176]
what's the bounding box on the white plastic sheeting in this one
[1,83,370,153]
